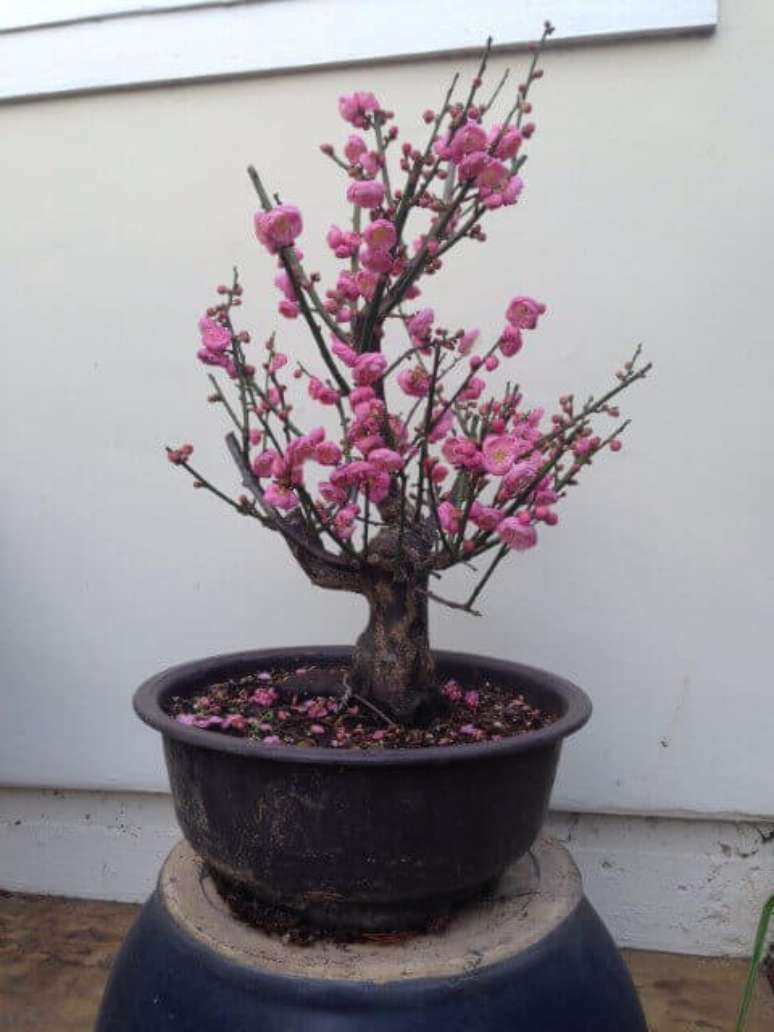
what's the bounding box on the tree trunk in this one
[351,571,436,723]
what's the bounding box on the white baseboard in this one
[1,787,771,957]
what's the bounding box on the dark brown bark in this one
[351,570,436,723]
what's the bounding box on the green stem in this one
[736,894,774,1032]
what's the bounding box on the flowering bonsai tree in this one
[167,28,650,724]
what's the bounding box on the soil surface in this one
[167,663,555,750]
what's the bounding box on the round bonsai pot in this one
[134,646,591,931]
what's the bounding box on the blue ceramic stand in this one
[98,837,646,1031]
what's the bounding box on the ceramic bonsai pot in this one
[134,645,591,931]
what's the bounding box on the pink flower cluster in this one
[434,120,524,208]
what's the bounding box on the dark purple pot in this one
[134,646,591,931]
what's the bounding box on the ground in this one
[0,891,772,1031]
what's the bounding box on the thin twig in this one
[351,692,398,728]
[422,588,481,617]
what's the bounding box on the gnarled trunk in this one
[351,571,436,723]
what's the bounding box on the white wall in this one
[1,0,773,820]
[2,788,772,957]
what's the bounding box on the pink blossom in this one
[363,219,396,253]
[349,386,376,408]
[388,415,409,453]
[368,447,402,473]
[442,436,483,471]
[319,481,347,506]
[314,440,342,466]
[195,715,224,729]
[534,483,558,506]
[458,329,480,356]
[488,123,522,160]
[365,470,390,503]
[262,735,281,745]
[338,91,379,128]
[269,353,288,372]
[437,501,462,534]
[506,296,546,330]
[252,687,278,707]
[176,713,197,725]
[331,339,358,368]
[353,397,385,424]
[459,376,485,401]
[167,443,194,465]
[222,714,247,732]
[408,308,434,341]
[464,690,480,710]
[482,434,517,475]
[336,271,361,300]
[447,121,488,165]
[360,246,393,274]
[198,316,231,353]
[443,679,463,702]
[252,449,279,478]
[459,724,483,740]
[197,347,229,369]
[474,160,522,208]
[333,503,360,540]
[397,366,431,397]
[428,405,455,443]
[278,299,300,319]
[254,204,303,254]
[498,517,538,551]
[330,460,371,487]
[333,460,391,504]
[430,463,449,483]
[353,352,387,386]
[469,501,503,531]
[500,457,542,499]
[476,158,509,193]
[458,151,489,181]
[308,377,340,406]
[344,133,368,163]
[346,180,385,209]
[327,225,361,259]
[499,325,524,357]
[274,272,296,301]
[359,151,382,177]
[490,175,522,209]
[355,268,380,298]
[354,434,383,456]
[264,483,300,511]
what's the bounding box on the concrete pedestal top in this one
[160,835,582,983]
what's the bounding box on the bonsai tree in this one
[167,27,650,723]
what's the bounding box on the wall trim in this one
[0,1,718,103]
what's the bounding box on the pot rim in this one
[133,645,591,767]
